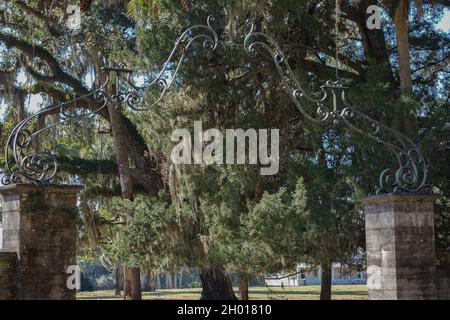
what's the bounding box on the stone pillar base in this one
[0,184,82,300]
[362,194,437,300]
[0,251,18,299]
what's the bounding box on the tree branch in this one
[0,31,163,197]
[57,156,119,176]
[57,155,162,196]
[15,1,58,24]
[84,184,148,199]
[412,54,450,74]
[0,32,92,96]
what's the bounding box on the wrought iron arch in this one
[0,17,432,195]
[243,21,431,195]
[1,16,218,186]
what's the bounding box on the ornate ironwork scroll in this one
[1,82,109,185]
[0,16,219,185]
[244,22,431,195]
[102,16,218,111]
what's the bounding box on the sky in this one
[437,9,450,31]
[0,9,449,120]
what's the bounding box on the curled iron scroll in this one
[110,16,219,111]
[244,21,431,195]
[1,16,219,185]
[1,83,109,185]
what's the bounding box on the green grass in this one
[77,285,368,300]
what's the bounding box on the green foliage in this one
[127,0,159,20]
[103,192,176,269]
[243,176,364,275]
[0,0,448,290]
[79,259,114,292]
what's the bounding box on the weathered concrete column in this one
[0,184,82,300]
[362,194,437,300]
[0,251,18,299]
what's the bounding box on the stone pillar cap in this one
[0,250,19,257]
[0,183,84,195]
[361,193,438,205]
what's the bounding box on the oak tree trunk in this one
[157,272,161,289]
[179,271,183,288]
[107,99,142,300]
[173,272,177,289]
[165,272,173,289]
[142,272,155,292]
[238,274,249,300]
[353,0,395,86]
[107,103,134,201]
[123,267,132,299]
[199,265,237,300]
[320,260,332,300]
[131,267,142,300]
[12,89,25,123]
[114,262,124,296]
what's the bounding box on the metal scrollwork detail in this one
[104,16,219,111]
[244,21,431,195]
[1,16,219,186]
[1,82,110,185]
[340,109,431,194]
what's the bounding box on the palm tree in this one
[383,0,425,94]
[372,0,429,133]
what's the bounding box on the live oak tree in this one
[0,0,162,300]
[1,0,448,300]
[243,173,364,300]
[136,0,447,298]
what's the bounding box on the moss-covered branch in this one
[56,156,162,196]
[0,27,163,197]
[56,156,119,176]
[84,184,148,199]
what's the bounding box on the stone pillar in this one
[362,194,437,300]
[436,266,450,300]
[0,184,82,300]
[0,251,18,299]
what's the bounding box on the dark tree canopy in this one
[0,0,448,300]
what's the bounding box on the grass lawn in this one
[77,285,368,300]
